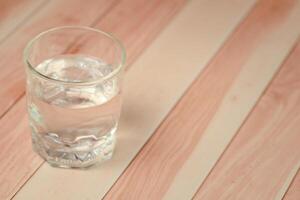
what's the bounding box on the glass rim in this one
[23,25,126,86]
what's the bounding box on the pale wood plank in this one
[0,1,117,199]
[0,0,186,199]
[13,0,257,199]
[0,0,47,43]
[193,41,300,200]
[103,0,300,199]
[284,169,300,200]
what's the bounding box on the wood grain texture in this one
[284,169,300,200]
[0,99,37,200]
[13,0,257,199]
[104,0,300,199]
[193,41,300,200]
[0,0,186,199]
[93,0,186,66]
[0,0,47,43]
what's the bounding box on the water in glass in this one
[27,55,121,168]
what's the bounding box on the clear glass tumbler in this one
[24,26,126,168]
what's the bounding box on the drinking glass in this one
[24,26,126,168]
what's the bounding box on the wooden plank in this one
[284,169,300,200]
[0,0,47,43]
[0,0,186,199]
[193,40,300,200]
[102,0,300,199]
[13,0,257,199]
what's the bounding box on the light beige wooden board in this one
[0,0,116,120]
[193,40,300,200]
[13,0,257,199]
[284,168,300,200]
[164,1,300,199]
[104,0,300,199]
[0,0,47,43]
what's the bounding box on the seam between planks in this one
[279,162,300,200]
[0,92,24,120]
[89,0,120,28]
[0,0,51,121]
[190,38,300,199]
[282,167,300,199]
[10,161,44,200]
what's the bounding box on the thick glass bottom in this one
[32,131,116,168]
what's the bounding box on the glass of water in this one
[24,26,126,168]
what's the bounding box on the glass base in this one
[32,132,116,168]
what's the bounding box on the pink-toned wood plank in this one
[103,0,300,199]
[0,99,38,199]
[284,169,300,200]
[0,0,47,43]
[0,0,186,199]
[193,41,300,200]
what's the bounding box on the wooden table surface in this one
[0,0,300,199]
